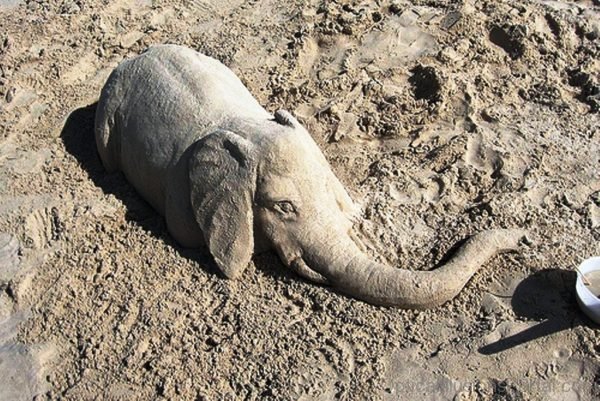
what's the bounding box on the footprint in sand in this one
[290,341,354,400]
[23,207,64,250]
[0,233,54,401]
[0,144,51,175]
[61,53,101,86]
[297,35,356,81]
[0,343,55,401]
[3,86,49,134]
[383,347,456,401]
[0,233,20,284]
[357,10,438,70]
[464,132,503,175]
[298,8,438,81]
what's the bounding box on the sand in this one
[0,0,599,400]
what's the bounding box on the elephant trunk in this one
[304,229,524,309]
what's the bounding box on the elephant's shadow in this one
[60,104,292,281]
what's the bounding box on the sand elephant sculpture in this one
[95,45,524,309]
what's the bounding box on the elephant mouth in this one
[290,257,329,284]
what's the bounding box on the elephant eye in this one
[272,201,296,216]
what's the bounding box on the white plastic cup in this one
[575,257,600,325]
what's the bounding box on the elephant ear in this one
[189,130,258,279]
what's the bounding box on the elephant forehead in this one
[262,133,324,175]
[256,173,302,200]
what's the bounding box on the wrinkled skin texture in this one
[96,45,525,309]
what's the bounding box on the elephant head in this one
[188,110,524,309]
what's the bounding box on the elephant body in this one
[96,45,272,248]
[96,44,524,308]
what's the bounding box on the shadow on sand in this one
[479,268,596,355]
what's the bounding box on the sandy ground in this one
[0,0,599,400]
